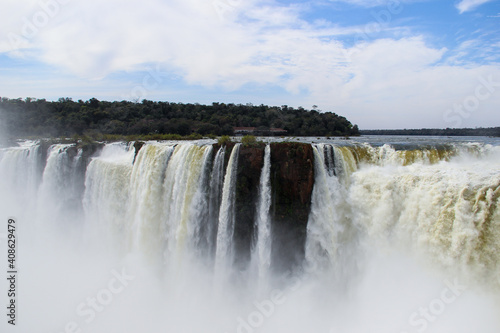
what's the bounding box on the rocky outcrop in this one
[270,142,314,273]
[234,143,265,267]
[133,141,145,163]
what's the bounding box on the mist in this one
[0,107,8,146]
[1,139,499,333]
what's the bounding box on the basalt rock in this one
[270,142,314,273]
[132,141,145,163]
[233,143,265,267]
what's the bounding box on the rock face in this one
[234,143,265,268]
[133,141,145,163]
[269,142,314,273]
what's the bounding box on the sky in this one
[0,0,499,129]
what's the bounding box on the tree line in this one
[0,97,359,138]
[361,127,500,137]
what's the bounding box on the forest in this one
[361,127,500,137]
[0,97,359,138]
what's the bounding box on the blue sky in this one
[0,0,499,129]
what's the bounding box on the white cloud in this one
[324,0,392,6]
[456,0,493,13]
[319,0,423,7]
[0,0,499,129]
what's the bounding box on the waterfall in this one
[204,146,226,259]
[0,141,41,215]
[83,142,135,245]
[37,144,86,227]
[190,145,214,255]
[1,138,499,333]
[324,144,335,177]
[129,142,175,256]
[349,146,500,282]
[305,144,353,278]
[331,145,358,185]
[252,144,272,289]
[162,144,212,269]
[214,143,241,282]
[38,144,73,205]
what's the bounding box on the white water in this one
[205,146,226,258]
[83,142,136,247]
[0,138,499,333]
[36,144,86,234]
[0,141,40,215]
[129,143,175,258]
[161,144,212,272]
[349,146,500,285]
[252,144,272,291]
[306,144,355,281]
[214,143,240,284]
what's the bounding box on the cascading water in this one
[128,143,175,257]
[214,143,241,284]
[349,144,500,284]
[0,141,41,215]
[189,145,214,258]
[38,144,86,229]
[251,144,272,290]
[161,143,212,272]
[305,144,357,286]
[83,142,136,246]
[1,137,499,333]
[204,146,225,259]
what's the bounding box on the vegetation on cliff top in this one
[362,127,500,137]
[0,97,359,138]
[241,135,259,147]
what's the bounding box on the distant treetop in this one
[0,97,359,138]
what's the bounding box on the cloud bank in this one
[0,0,499,129]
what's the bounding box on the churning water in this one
[0,136,499,333]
